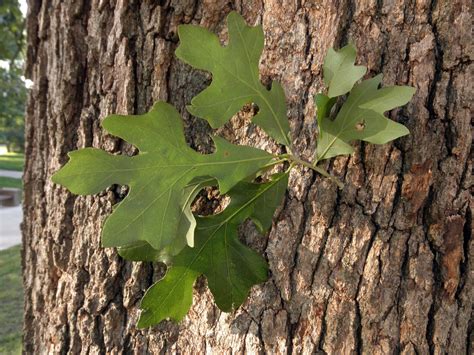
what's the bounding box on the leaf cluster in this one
[52,12,415,328]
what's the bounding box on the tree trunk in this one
[22,1,472,353]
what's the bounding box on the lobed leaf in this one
[176,11,291,146]
[52,102,275,254]
[316,74,415,161]
[137,173,288,327]
[323,44,367,98]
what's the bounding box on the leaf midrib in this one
[56,155,273,178]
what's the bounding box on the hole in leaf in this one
[192,185,230,216]
[355,120,366,131]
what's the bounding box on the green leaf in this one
[323,44,367,98]
[176,11,291,146]
[315,93,336,136]
[52,102,275,254]
[137,173,288,327]
[316,75,415,161]
[140,266,199,324]
[118,177,216,262]
[118,241,166,263]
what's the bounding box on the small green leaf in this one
[138,173,288,328]
[176,11,291,146]
[315,93,337,136]
[52,102,275,254]
[316,74,415,161]
[323,44,367,98]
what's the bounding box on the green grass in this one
[0,245,23,354]
[0,153,24,172]
[0,177,22,189]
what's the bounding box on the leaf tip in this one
[185,104,198,118]
[399,124,410,136]
[226,10,244,23]
[136,311,153,329]
[406,85,417,97]
[50,170,60,185]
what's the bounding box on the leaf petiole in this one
[273,153,344,189]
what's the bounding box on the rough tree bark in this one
[22,1,472,354]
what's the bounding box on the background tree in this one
[0,67,26,152]
[22,1,472,354]
[0,0,26,152]
[0,0,24,64]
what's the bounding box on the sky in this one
[19,0,27,17]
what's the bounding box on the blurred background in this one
[0,0,28,353]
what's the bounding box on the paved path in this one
[0,169,22,178]
[0,167,23,250]
[0,205,22,250]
